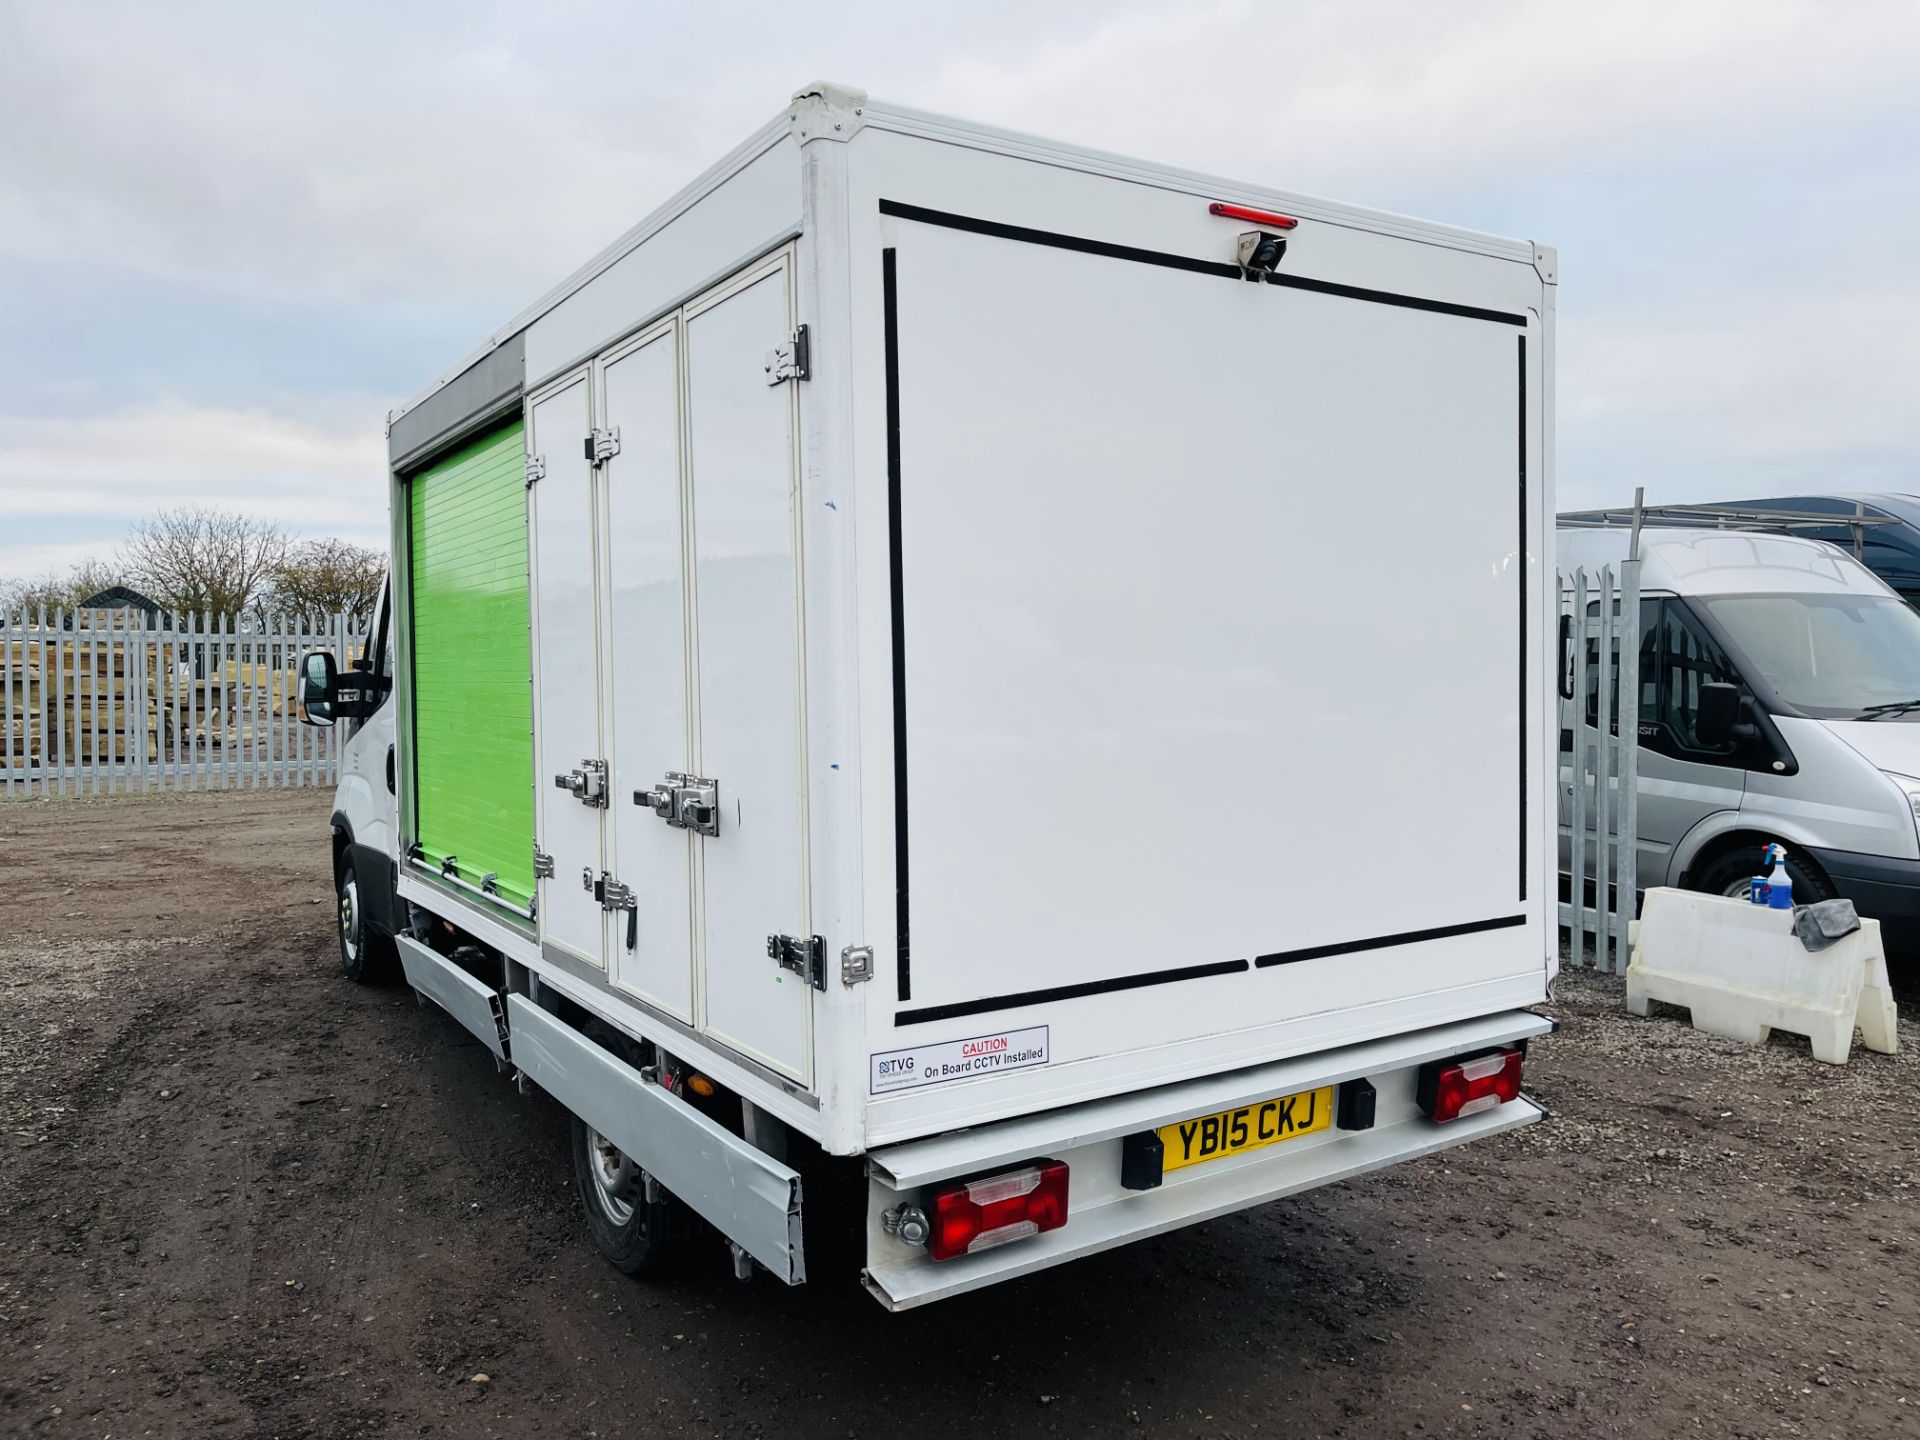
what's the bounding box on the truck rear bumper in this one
[861,1009,1550,1310]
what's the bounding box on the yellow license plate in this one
[1157,1085,1336,1173]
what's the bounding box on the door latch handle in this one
[556,759,609,807]
[635,772,720,836]
[667,772,719,837]
[590,872,639,951]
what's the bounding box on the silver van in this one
[1559,525,1920,951]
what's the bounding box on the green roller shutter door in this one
[408,419,536,909]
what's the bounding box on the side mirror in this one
[1696,682,1741,746]
[1557,613,1574,700]
[300,650,337,727]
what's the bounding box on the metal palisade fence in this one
[1,607,367,797]
[1558,557,1642,973]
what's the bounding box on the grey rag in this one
[1791,898,1861,952]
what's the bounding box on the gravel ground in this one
[1,789,1917,1439]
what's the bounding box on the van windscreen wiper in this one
[1857,699,1920,719]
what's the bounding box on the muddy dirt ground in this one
[2,789,1917,1439]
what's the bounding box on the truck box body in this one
[376,84,1557,1304]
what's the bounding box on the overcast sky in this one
[2,0,1917,580]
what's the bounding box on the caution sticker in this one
[870,1026,1050,1095]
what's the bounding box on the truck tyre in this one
[569,1023,702,1277]
[1690,844,1835,905]
[334,848,396,984]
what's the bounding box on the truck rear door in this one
[862,180,1549,1135]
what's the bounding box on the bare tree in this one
[266,537,385,622]
[0,558,123,619]
[2,510,383,625]
[119,507,290,619]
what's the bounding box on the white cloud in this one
[0,403,382,488]
[11,1,1912,315]
[0,402,390,553]
[1567,293,1920,464]
[0,538,118,581]
[1558,297,1920,512]
[1,1,1915,569]
[0,7,712,306]
[919,1,1920,198]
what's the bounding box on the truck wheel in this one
[1690,844,1835,904]
[569,1020,702,1277]
[570,1114,700,1276]
[334,850,396,984]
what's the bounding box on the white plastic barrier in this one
[1625,887,1899,1065]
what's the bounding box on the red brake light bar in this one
[1419,1048,1524,1123]
[927,1160,1070,1262]
[1209,201,1298,231]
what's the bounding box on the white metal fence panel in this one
[1559,560,1642,972]
[0,609,366,798]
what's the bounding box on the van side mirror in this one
[1696,682,1741,745]
[302,649,387,725]
[300,651,337,727]
[1557,613,1574,700]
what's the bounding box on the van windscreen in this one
[1695,593,1920,719]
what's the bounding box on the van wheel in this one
[334,849,396,983]
[1690,845,1835,905]
[569,1025,701,1277]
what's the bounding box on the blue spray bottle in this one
[1764,843,1793,910]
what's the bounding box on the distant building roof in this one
[76,585,164,613]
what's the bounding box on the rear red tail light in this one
[1208,200,1299,230]
[927,1160,1070,1262]
[1418,1048,1524,1123]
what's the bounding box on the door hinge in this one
[840,944,874,986]
[768,933,826,990]
[532,846,554,880]
[763,324,810,385]
[554,757,609,807]
[524,453,546,487]
[584,427,621,466]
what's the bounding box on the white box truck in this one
[300,82,1560,1309]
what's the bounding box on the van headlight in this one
[1885,773,1920,843]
